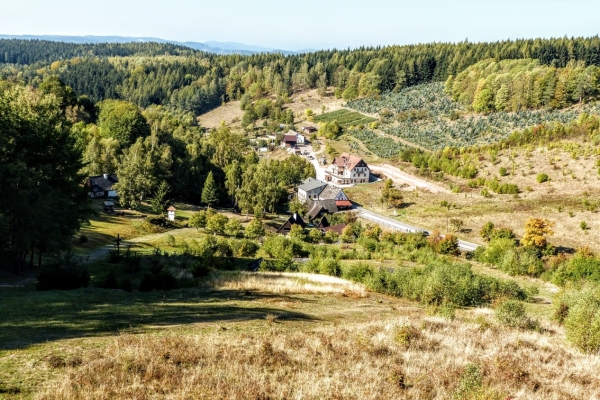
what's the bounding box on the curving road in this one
[357,207,480,252]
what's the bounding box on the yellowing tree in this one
[521,218,554,248]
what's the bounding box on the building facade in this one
[324,153,370,185]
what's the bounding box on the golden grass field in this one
[1,272,599,399]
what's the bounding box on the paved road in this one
[357,208,480,252]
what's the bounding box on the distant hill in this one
[0,34,311,55]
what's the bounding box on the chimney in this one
[103,173,109,180]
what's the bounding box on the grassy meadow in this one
[1,272,599,399]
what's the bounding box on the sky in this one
[3,0,600,51]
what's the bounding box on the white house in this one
[297,178,328,203]
[324,153,370,185]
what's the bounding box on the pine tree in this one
[201,171,219,207]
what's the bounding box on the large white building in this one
[324,153,370,185]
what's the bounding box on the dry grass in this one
[3,272,600,399]
[212,271,368,298]
[197,89,346,131]
[34,312,600,399]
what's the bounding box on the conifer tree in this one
[201,171,219,207]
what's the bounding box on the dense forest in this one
[2,36,600,116]
[446,58,600,112]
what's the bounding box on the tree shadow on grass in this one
[0,287,318,350]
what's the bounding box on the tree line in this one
[3,36,600,117]
[446,58,600,113]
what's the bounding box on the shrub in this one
[393,324,421,348]
[342,263,373,282]
[495,300,538,330]
[164,234,176,247]
[156,270,178,290]
[318,258,341,277]
[453,363,484,400]
[98,271,119,289]
[36,262,90,291]
[559,285,600,353]
[235,239,259,257]
[138,272,158,292]
[536,173,549,183]
[499,166,508,176]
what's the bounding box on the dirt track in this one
[370,164,450,193]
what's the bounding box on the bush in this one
[318,258,341,277]
[98,271,118,289]
[499,167,508,176]
[558,285,600,353]
[342,263,373,282]
[495,300,538,330]
[36,262,90,291]
[537,173,549,183]
[138,272,158,292]
[393,324,421,348]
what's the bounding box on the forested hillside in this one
[2,36,600,116]
[446,58,600,112]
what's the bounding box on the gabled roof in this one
[298,179,328,193]
[316,216,330,229]
[283,134,297,142]
[276,213,306,234]
[87,174,118,192]
[316,199,338,213]
[318,185,342,200]
[307,204,325,220]
[323,224,346,235]
[333,153,368,171]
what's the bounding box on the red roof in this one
[335,200,352,207]
[167,206,176,211]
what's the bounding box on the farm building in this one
[281,132,297,148]
[85,174,118,198]
[302,126,318,135]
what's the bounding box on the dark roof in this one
[283,134,297,142]
[87,174,118,193]
[323,224,346,235]
[307,204,325,220]
[306,199,338,215]
[303,126,318,132]
[276,213,306,234]
[316,216,330,229]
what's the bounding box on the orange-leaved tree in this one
[521,218,554,249]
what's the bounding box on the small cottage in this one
[276,213,306,235]
[85,174,118,198]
